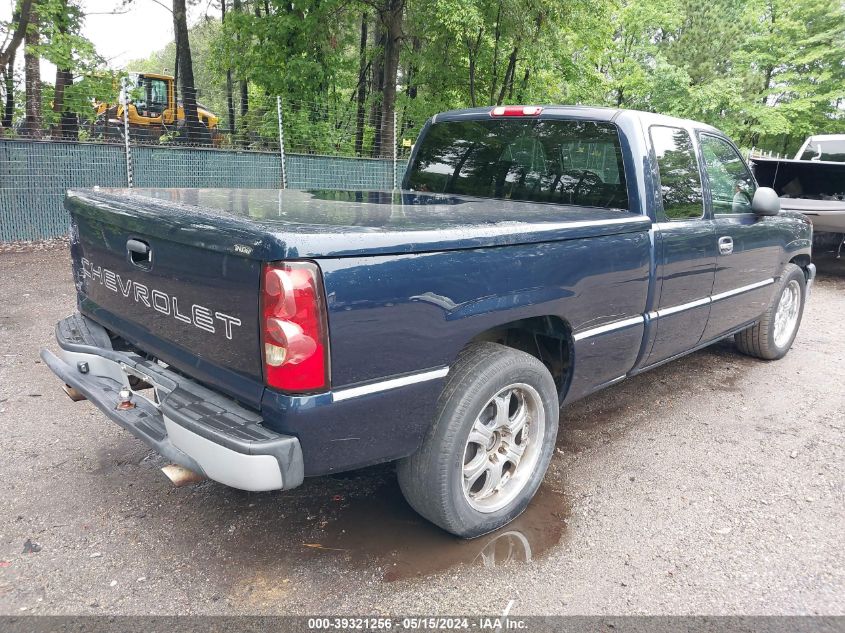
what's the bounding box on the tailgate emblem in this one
[80,256,243,340]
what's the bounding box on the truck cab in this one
[795,134,845,162]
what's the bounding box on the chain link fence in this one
[0,82,415,242]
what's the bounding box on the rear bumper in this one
[41,313,304,492]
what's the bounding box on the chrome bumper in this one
[41,314,304,492]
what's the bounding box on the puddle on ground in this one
[295,474,569,582]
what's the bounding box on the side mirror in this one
[752,187,780,216]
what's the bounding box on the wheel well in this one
[469,316,573,396]
[790,254,811,269]
[789,254,812,280]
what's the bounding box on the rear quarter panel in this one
[320,230,652,391]
[264,230,651,475]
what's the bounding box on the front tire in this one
[397,343,559,538]
[735,263,806,360]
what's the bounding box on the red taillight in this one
[490,105,543,117]
[261,261,329,393]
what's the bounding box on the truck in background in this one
[751,134,845,256]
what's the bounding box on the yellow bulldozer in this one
[92,72,222,146]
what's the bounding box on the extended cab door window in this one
[650,126,704,221]
[699,135,755,215]
[701,132,781,341]
[644,125,715,367]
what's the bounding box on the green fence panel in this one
[1,139,409,242]
[0,140,127,242]
[285,154,405,190]
[132,146,283,189]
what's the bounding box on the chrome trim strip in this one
[656,296,711,317]
[710,278,775,302]
[333,367,449,402]
[566,216,650,228]
[333,279,776,398]
[652,221,706,230]
[649,278,776,319]
[521,216,652,232]
[573,315,644,341]
[573,278,775,342]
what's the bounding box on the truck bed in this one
[779,198,845,234]
[750,156,845,233]
[66,187,650,259]
[65,186,651,410]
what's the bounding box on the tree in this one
[50,0,75,137]
[733,0,845,151]
[232,0,247,126]
[1,55,14,129]
[38,0,106,138]
[3,0,111,137]
[0,0,33,68]
[173,0,202,141]
[376,0,404,158]
[23,0,41,136]
[127,0,844,156]
[1,0,31,132]
[354,10,368,155]
[221,0,235,135]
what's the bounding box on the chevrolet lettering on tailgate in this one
[80,257,243,340]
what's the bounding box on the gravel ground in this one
[0,246,842,616]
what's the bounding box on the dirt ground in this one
[0,245,842,616]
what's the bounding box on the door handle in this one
[718,236,734,255]
[127,238,153,269]
[126,239,149,255]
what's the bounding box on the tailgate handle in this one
[127,239,152,268]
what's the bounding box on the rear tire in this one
[397,343,559,538]
[735,263,806,360]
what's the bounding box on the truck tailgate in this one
[66,190,264,407]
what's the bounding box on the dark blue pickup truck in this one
[43,105,815,537]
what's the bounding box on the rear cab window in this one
[406,118,629,210]
[649,125,704,221]
[799,139,845,162]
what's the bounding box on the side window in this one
[700,134,756,214]
[132,76,147,110]
[149,79,168,114]
[650,126,704,220]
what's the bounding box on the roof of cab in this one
[433,104,621,122]
[431,104,724,135]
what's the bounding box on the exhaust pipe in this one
[161,464,205,487]
[62,384,86,402]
